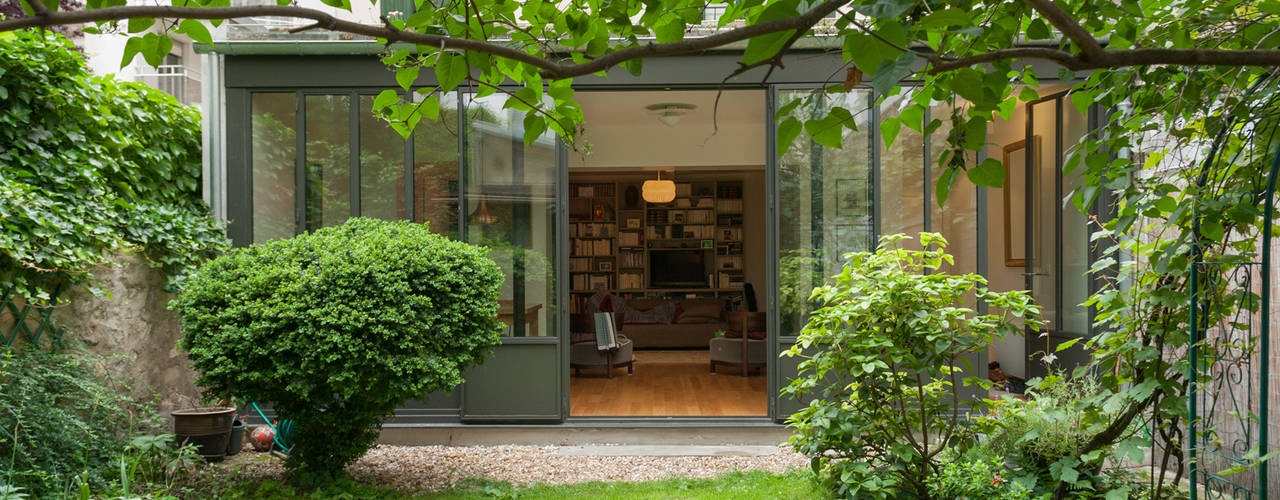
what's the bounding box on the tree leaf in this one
[777,116,802,157]
[127,17,156,33]
[178,19,212,46]
[935,166,958,205]
[396,66,419,91]
[965,158,1005,188]
[872,52,915,96]
[434,52,468,92]
[372,89,400,111]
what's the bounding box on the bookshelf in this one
[568,179,746,313]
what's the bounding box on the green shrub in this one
[782,233,1040,499]
[0,348,159,496]
[926,455,1036,500]
[171,218,505,485]
[971,376,1142,496]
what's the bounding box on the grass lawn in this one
[217,470,827,499]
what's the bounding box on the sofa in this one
[616,297,728,349]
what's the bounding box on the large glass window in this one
[464,94,559,337]
[879,91,926,244]
[929,102,978,277]
[359,94,407,221]
[777,89,874,336]
[251,93,297,243]
[304,95,352,230]
[413,92,461,239]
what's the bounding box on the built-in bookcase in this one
[568,179,746,314]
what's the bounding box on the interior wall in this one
[986,104,1028,378]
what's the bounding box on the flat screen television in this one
[649,250,708,288]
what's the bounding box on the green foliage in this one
[170,218,505,485]
[0,347,161,496]
[783,233,1040,499]
[926,455,1036,500]
[968,377,1140,497]
[0,30,227,300]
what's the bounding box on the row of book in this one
[572,239,613,256]
[618,231,642,247]
[573,183,616,198]
[571,273,612,291]
[717,199,744,213]
[619,250,645,268]
[618,272,644,290]
[570,222,617,238]
[647,225,715,239]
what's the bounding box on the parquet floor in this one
[569,349,767,416]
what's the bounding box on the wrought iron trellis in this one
[1188,78,1280,500]
[1,284,66,350]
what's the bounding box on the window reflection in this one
[464,94,558,337]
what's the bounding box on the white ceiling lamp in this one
[642,171,676,203]
[646,102,697,127]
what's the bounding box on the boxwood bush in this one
[170,218,505,485]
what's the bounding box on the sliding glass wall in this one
[462,94,559,339]
[776,89,875,338]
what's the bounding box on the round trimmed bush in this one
[170,218,504,484]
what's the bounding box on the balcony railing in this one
[134,65,201,105]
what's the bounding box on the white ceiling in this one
[576,90,766,127]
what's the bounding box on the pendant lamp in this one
[470,197,498,225]
[642,171,676,203]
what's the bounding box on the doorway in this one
[564,90,769,417]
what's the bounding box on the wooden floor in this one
[569,350,767,416]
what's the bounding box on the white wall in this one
[986,104,1029,378]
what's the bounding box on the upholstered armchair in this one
[709,311,766,376]
[569,312,634,378]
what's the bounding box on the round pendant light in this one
[642,171,676,203]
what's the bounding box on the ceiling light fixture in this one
[469,197,498,225]
[642,171,676,203]
[645,102,697,127]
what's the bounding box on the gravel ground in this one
[214,444,808,491]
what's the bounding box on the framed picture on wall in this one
[1003,136,1040,268]
[599,261,613,272]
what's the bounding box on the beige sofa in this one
[619,297,727,349]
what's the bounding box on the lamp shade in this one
[642,179,676,203]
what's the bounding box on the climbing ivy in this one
[0,30,228,300]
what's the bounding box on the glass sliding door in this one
[1024,94,1091,380]
[304,94,353,230]
[773,87,874,419]
[250,92,298,243]
[359,94,408,221]
[459,92,563,422]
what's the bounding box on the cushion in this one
[677,298,724,322]
[724,329,766,340]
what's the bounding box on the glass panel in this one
[251,92,297,243]
[413,92,461,239]
[1029,100,1057,333]
[1060,105,1090,335]
[777,89,874,336]
[464,94,558,337]
[879,91,926,247]
[304,95,351,231]
[929,102,978,276]
[358,94,407,221]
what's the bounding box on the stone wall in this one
[46,253,203,418]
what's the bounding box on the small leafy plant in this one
[783,233,1040,499]
[171,218,505,486]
